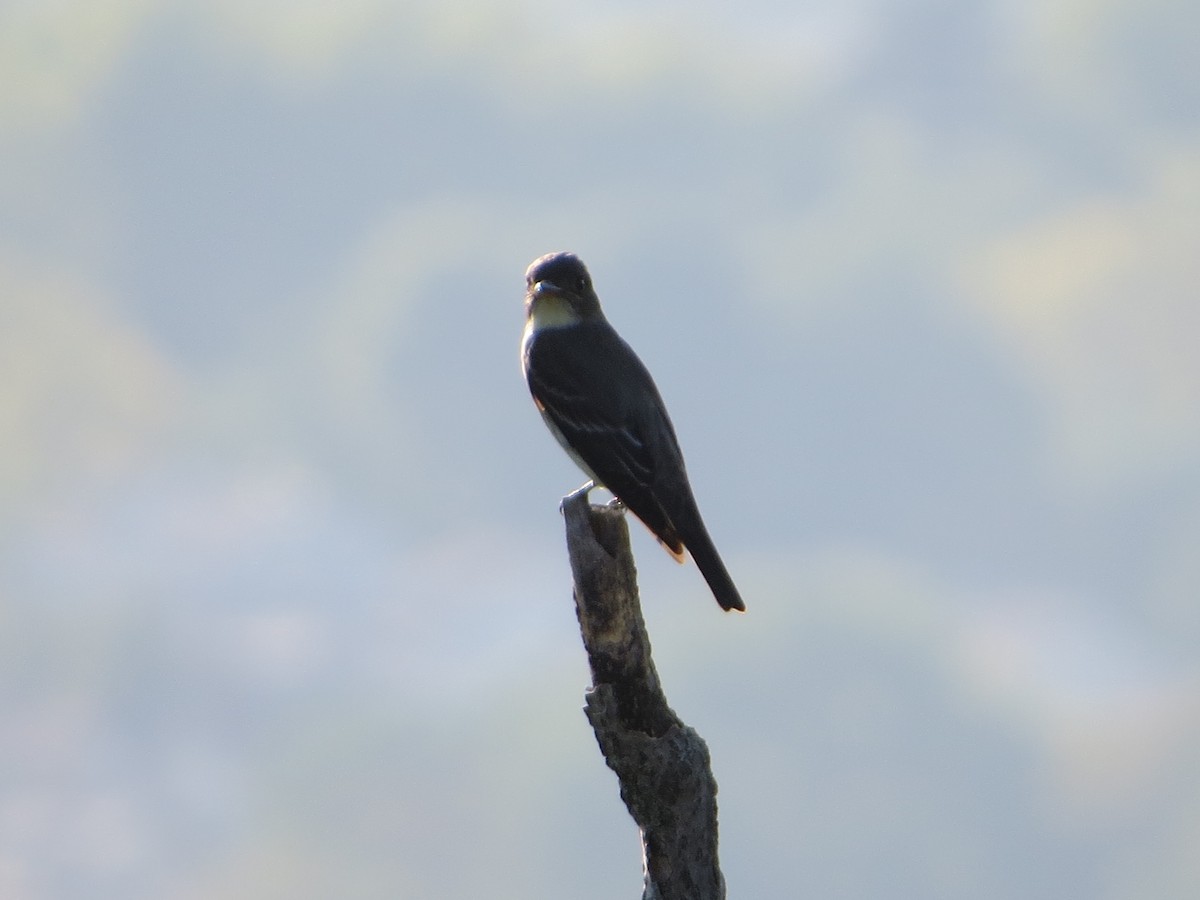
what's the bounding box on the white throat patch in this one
[526,294,580,332]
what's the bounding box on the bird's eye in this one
[576,276,588,291]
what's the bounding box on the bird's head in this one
[524,251,603,327]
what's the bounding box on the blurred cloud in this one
[0,0,152,133]
[955,590,1200,820]
[0,259,181,520]
[965,152,1200,495]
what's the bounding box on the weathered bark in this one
[561,486,726,900]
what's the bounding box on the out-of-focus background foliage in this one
[3,1,1198,897]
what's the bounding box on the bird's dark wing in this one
[526,319,746,612]
[525,321,685,555]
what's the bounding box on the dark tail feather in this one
[683,521,745,612]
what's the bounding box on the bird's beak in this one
[525,279,550,316]
[526,278,564,314]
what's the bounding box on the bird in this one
[520,250,745,612]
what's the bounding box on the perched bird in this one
[521,251,745,612]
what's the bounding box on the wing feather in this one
[525,321,683,553]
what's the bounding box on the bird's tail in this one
[683,521,745,612]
